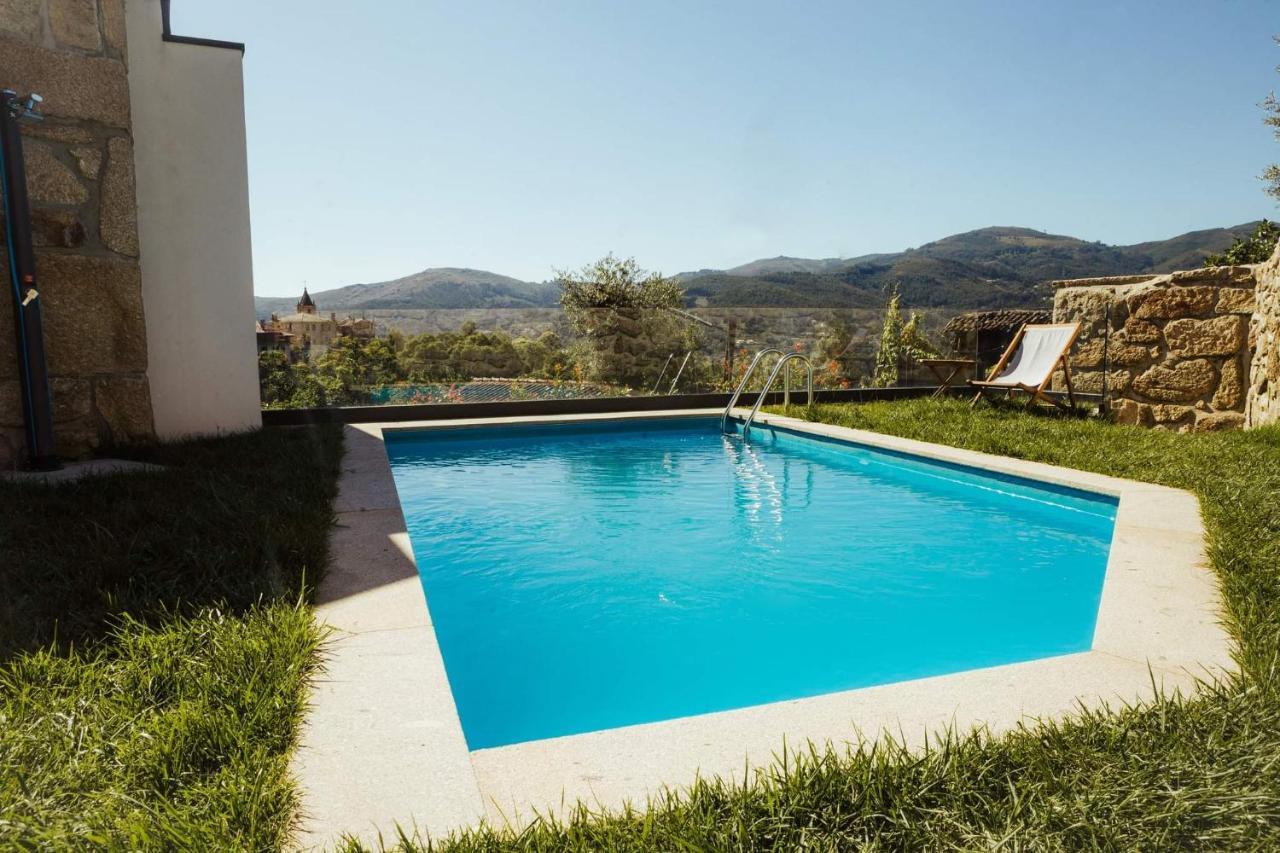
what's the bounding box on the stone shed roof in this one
[943,309,1051,337]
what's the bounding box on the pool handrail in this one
[740,353,813,443]
[720,348,783,433]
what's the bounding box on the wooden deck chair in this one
[969,322,1082,410]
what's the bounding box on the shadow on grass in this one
[0,424,343,659]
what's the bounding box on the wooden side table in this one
[921,358,976,398]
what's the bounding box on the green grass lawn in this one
[351,399,1280,851]
[6,403,1279,850]
[0,426,342,850]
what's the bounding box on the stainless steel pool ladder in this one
[720,349,814,441]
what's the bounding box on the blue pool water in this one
[385,417,1117,750]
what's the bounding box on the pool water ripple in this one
[387,418,1117,749]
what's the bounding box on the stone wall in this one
[0,0,154,466]
[1052,266,1256,432]
[577,306,693,388]
[1245,242,1280,428]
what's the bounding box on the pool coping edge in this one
[291,408,1234,844]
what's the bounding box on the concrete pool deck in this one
[290,409,1234,849]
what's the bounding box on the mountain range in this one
[254,222,1260,316]
[253,268,559,317]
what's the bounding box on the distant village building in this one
[254,320,295,354]
[257,288,376,356]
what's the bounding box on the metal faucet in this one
[2,90,44,122]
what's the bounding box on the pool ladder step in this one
[720,349,814,441]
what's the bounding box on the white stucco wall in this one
[124,0,261,437]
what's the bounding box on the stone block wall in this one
[577,306,694,388]
[1245,242,1280,428]
[0,0,154,466]
[1052,266,1256,432]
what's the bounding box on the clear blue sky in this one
[173,1,1280,297]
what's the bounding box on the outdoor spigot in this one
[2,90,45,122]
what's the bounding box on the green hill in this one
[255,223,1262,316]
[254,268,558,316]
[679,223,1261,309]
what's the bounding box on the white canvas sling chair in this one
[968,322,1082,410]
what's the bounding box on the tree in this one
[901,312,938,361]
[872,294,905,387]
[815,311,866,386]
[257,349,328,409]
[514,331,570,378]
[1203,219,1280,266]
[1265,36,1280,200]
[871,285,939,387]
[311,337,400,405]
[399,332,458,382]
[259,328,583,409]
[557,255,683,327]
[257,350,296,407]
[556,255,691,386]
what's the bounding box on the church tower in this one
[297,287,317,315]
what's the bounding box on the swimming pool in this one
[385,416,1118,750]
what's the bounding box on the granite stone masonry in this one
[1053,246,1280,432]
[1246,243,1280,428]
[0,0,153,465]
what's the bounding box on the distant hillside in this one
[678,223,1261,309]
[1124,225,1264,272]
[254,268,558,316]
[256,223,1261,316]
[709,252,901,278]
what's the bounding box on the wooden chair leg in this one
[1060,358,1077,409]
